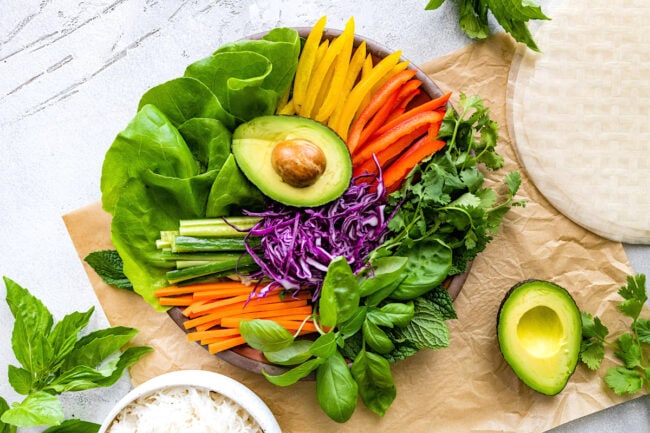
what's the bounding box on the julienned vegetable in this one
[0,277,151,431]
[242,170,389,296]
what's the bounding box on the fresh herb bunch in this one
[0,277,152,431]
[425,0,549,52]
[580,274,650,395]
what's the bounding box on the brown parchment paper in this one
[64,33,639,433]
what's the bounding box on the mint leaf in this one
[604,366,645,395]
[84,250,133,291]
[0,392,63,428]
[390,296,450,351]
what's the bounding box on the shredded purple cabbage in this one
[242,173,389,299]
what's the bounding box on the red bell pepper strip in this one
[352,110,444,166]
[347,69,417,153]
[383,135,447,193]
[352,124,429,178]
[370,91,451,139]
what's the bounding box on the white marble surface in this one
[0,1,648,432]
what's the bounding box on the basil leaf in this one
[309,332,338,359]
[358,256,408,297]
[240,319,294,352]
[263,357,324,386]
[46,346,152,393]
[42,419,100,433]
[5,277,55,374]
[7,365,32,395]
[362,321,394,354]
[0,391,63,428]
[351,349,396,416]
[367,302,414,328]
[338,307,367,339]
[320,257,360,327]
[61,327,137,372]
[0,397,16,433]
[48,308,94,368]
[316,352,358,423]
[263,339,313,366]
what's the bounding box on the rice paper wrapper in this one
[64,32,642,432]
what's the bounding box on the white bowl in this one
[98,370,282,433]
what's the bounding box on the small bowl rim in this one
[98,369,282,433]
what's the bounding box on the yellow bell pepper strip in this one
[334,50,403,141]
[297,39,330,116]
[347,69,417,153]
[293,16,327,115]
[327,40,367,131]
[361,53,374,79]
[277,98,296,115]
[302,21,353,119]
[275,87,292,114]
[315,17,356,122]
[311,60,336,118]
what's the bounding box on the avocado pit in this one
[271,138,327,188]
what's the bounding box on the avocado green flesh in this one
[231,115,352,207]
[497,280,582,395]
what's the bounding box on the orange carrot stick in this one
[219,306,314,327]
[187,327,241,342]
[157,295,194,306]
[208,336,247,354]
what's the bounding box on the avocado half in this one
[231,115,352,207]
[497,279,582,395]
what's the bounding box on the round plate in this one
[167,27,469,375]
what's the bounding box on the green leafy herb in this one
[42,419,100,433]
[579,274,650,395]
[84,250,132,291]
[0,277,152,430]
[425,0,550,52]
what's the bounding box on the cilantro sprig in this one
[580,274,650,395]
[425,0,550,52]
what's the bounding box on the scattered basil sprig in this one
[580,274,650,395]
[425,0,549,52]
[0,277,152,430]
